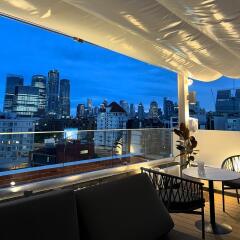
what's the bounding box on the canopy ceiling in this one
[1,0,240,81]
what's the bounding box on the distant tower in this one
[87,98,93,116]
[129,103,135,118]
[59,79,70,117]
[103,99,108,107]
[4,75,24,113]
[120,100,129,114]
[138,103,145,120]
[149,100,159,119]
[32,75,47,117]
[163,97,175,120]
[47,70,59,116]
[77,104,85,118]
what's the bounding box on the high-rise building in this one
[149,100,159,119]
[103,99,108,107]
[59,79,70,117]
[129,103,135,118]
[3,75,23,113]
[13,86,39,117]
[215,89,240,114]
[0,115,36,170]
[93,106,99,116]
[32,75,47,117]
[95,102,128,151]
[120,100,129,114]
[87,98,93,116]
[77,104,85,118]
[137,103,145,120]
[47,70,59,116]
[163,97,175,119]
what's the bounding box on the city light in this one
[10,181,16,187]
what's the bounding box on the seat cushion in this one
[75,173,174,240]
[0,189,80,240]
[223,178,240,188]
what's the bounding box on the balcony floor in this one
[171,192,240,240]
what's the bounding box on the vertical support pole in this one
[178,73,189,127]
[178,73,189,168]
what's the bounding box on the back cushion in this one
[75,173,174,240]
[0,189,79,240]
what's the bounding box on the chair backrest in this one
[222,155,240,172]
[141,167,204,210]
[75,173,174,240]
[0,189,80,240]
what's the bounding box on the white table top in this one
[182,167,240,181]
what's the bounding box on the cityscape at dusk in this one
[1,2,240,239]
[1,16,240,113]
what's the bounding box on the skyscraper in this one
[59,79,70,117]
[163,97,175,120]
[77,104,85,118]
[138,103,145,120]
[13,86,39,117]
[4,75,23,113]
[149,100,159,119]
[47,70,59,116]
[32,75,47,116]
[120,100,129,114]
[129,103,135,118]
[87,98,93,116]
[215,89,240,114]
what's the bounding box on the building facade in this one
[163,97,175,120]
[32,75,47,117]
[76,104,85,118]
[3,75,24,113]
[0,116,36,170]
[120,100,129,115]
[95,102,128,154]
[149,100,159,119]
[216,89,240,114]
[47,70,59,116]
[13,86,39,117]
[137,102,145,120]
[59,79,70,117]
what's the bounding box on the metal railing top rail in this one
[0,127,171,135]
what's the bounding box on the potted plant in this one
[173,122,198,167]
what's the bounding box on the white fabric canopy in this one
[1,0,240,81]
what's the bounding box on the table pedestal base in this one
[195,220,232,234]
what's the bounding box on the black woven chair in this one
[141,167,205,239]
[221,155,240,212]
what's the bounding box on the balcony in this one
[0,128,173,194]
[1,1,240,239]
[0,128,239,194]
[0,128,239,239]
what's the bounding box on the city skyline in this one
[1,16,240,114]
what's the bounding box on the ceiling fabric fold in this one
[0,0,240,82]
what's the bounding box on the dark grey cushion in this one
[0,189,80,240]
[75,173,174,240]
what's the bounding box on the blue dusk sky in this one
[0,16,239,115]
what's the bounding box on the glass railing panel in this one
[0,128,173,188]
